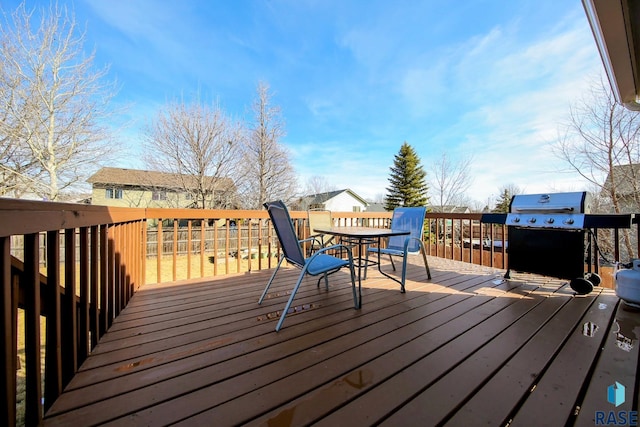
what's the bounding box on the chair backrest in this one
[308,209,333,235]
[387,206,427,252]
[264,200,306,268]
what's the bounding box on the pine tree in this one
[493,189,512,213]
[384,142,429,210]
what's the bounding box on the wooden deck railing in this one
[0,198,637,426]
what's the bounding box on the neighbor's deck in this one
[42,257,639,426]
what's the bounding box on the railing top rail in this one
[1,196,635,238]
[0,199,147,237]
[425,212,482,220]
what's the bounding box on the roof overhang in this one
[583,0,640,110]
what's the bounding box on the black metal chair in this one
[258,200,358,331]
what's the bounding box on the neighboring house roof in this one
[87,167,234,191]
[300,189,369,207]
[429,205,470,214]
[366,202,387,212]
[603,163,640,197]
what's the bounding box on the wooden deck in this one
[42,257,639,426]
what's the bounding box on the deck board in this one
[42,257,639,426]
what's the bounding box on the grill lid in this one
[507,192,592,229]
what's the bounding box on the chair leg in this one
[399,241,431,293]
[258,255,285,304]
[400,254,408,293]
[419,240,431,280]
[275,272,307,331]
[389,254,396,271]
[345,250,359,309]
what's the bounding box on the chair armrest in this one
[308,243,355,261]
[299,236,322,246]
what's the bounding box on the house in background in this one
[428,205,471,214]
[603,163,640,212]
[87,167,236,209]
[295,189,369,212]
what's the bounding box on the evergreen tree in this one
[493,189,512,213]
[492,184,520,212]
[384,142,429,210]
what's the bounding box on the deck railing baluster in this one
[79,227,89,363]
[24,233,42,426]
[44,230,61,411]
[0,236,15,427]
[187,220,192,279]
[63,229,77,385]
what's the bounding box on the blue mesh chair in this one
[258,201,358,331]
[364,206,431,292]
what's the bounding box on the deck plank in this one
[573,298,640,425]
[182,274,524,426]
[508,291,620,427]
[440,288,608,426]
[41,258,639,426]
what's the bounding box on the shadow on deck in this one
[42,257,639,426]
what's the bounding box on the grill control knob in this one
[564,218,574,225]
[545,218,555,224]
[512,217,520,223]
[528,217,536,224]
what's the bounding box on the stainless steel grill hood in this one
[506,191,592,230]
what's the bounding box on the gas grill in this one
[482,191,633,294]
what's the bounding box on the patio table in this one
[313,226,410,307]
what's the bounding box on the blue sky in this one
[8,0,605,206]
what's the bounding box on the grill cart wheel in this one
[570,277,594,295]
[585,272,602,287]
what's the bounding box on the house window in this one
[352,206,361,212]
[105,188,123,199]
[152,191,167,201]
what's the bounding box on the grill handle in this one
[513,207,575,213]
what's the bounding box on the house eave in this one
[583,0,640,110]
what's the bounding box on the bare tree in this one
[304,175,335,195]
[238,82,298,209]
[144,100,241,209]
[555,75,640,257]
[429,152,473,209]
[0,1,117,200]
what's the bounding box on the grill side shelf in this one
[480,213,507,224]
[583,214,633,229]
